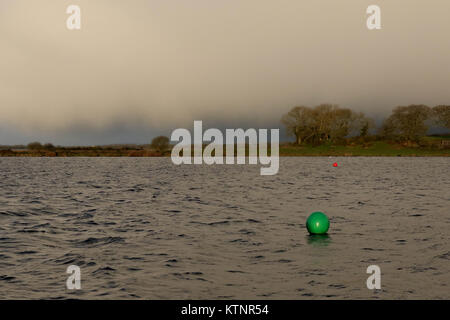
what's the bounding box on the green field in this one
[280,141,449,156]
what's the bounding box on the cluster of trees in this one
[25,138,171,153]
[22,104,449,151]
[282,104,449,145]
[380,105,449,142]
[281,104,374,145]
[150,136,170,153]
[27,142,56,150]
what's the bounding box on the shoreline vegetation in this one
[1,104,449,157]
[0,137,449,157]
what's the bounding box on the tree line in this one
[21,104,449,150]
[281,104,449,145]
[24,138,172,155]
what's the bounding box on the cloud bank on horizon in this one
[1,0,450,144]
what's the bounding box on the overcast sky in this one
[1,0,449,145]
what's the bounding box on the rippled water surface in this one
[0,157,448,299]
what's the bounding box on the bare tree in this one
[381,105,431,141]
[27,142,43,150]
[43,143,55,150]
[357,114,375,138]
[329,107,356,142]
[432,105,450,129]
[151,136,170,153]
[281,106,315,145]
[281,104,373,145]
[311,104,336,143]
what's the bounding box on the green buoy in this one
[306,211,330,235]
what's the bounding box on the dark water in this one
[0,157,448,299]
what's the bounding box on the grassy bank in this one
[0,147,163,157]
[279,141,449,156]
[0,140,449,157]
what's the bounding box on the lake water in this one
[0,157,448,299]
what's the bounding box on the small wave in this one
[52,253,95,267]
[0,211,28,217]
[278,259,292,263]
[328,284,347,289]
[0,275,16,282]
[208,220,230,226]
[17,250,37,255]
[92,266,116,275]
[72,237,125,247]
[437,252,450,260]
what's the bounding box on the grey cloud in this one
[1,0,449,144]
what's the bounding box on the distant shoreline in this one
[0,141,448,157]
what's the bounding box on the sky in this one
[1,0,449,145]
